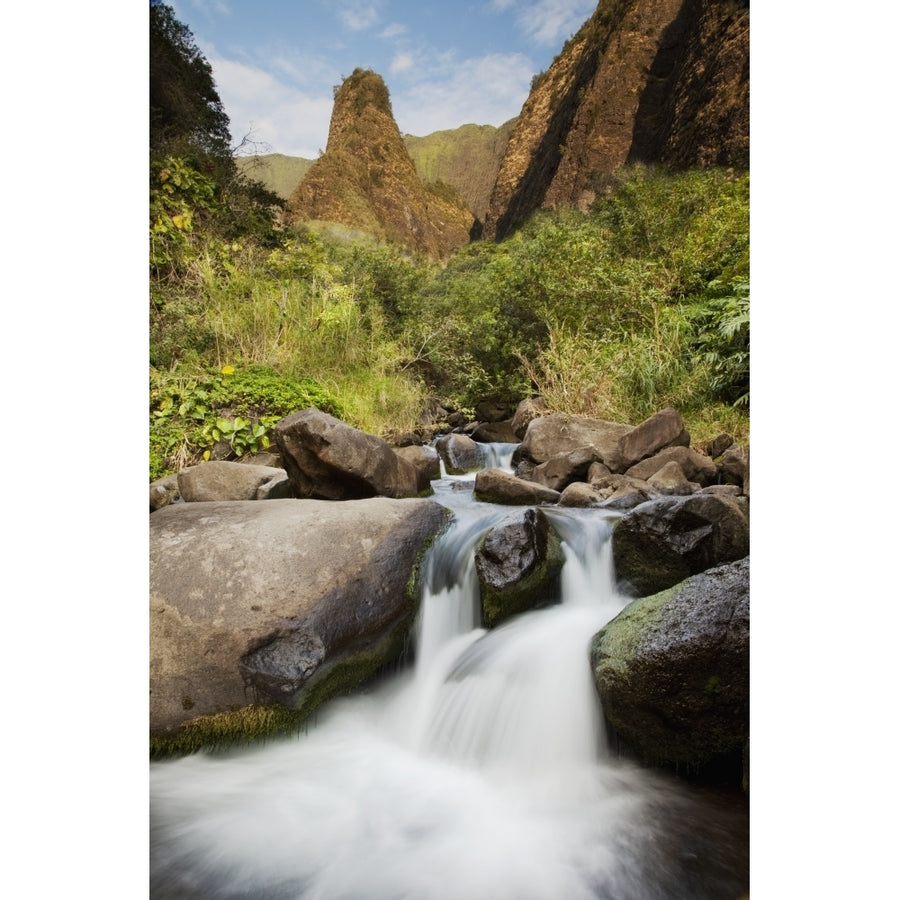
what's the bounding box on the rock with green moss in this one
[612,493,749,597]
[590,557,749,785]
[475,508,565,627]
[150,496,448,754]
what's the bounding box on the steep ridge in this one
[404,121,515,223]
[285,69,475,259]
[483,0,749,241]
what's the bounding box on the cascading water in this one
[150,447,749,899]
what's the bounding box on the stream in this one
[150,445,749,899]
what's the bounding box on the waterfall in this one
[150,446,749,899]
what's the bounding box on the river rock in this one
[473,468,561,505]
[274,409,420,500]
[591,474,658,511]
[177,461,292,502]
[435,433,483,474]
[720,446,749,496]
[590,557,749,785]
[150,497,449,741]
[617,407,690,470]
[475,508,564,627]
[470,420,519,444]
[150,474,181,511]
[647,461,698,496]
[612,494,750,597]
[557,482,604,508]
[517,414,632,471]
[625,445,718,486]
[394,444,440,493]
[527,446,601,492]
[510,396,548,439]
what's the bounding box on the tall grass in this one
[155,241,429,437]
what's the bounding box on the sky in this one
[167,0,599,158]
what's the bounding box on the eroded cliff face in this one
[482,0,749,241]
[285,69,475,258]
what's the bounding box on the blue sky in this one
[168,0,598,158]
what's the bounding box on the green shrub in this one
[149,364,343,480]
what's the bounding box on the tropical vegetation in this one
[149,2,749,482]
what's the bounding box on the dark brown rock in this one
[274,409,420,500]
[475,508,565,627]
[612,494,749,597]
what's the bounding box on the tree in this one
[150,0,232,166]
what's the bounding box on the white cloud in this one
[517,0,596,46]
[389,52,416,75]
[337,1,383,32]
[205,53,335,158]
[392,52,534,136]
[380,23,407,40]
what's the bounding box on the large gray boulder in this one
[150,497,448,743]
[517,414,633,471]
[274,409,420,500]
[177,460,292,502]
[475,508,564,627]
[590,557,749,785]
[612,494,750,597]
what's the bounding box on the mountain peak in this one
[286,68,474,258]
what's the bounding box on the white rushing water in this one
[150,453,748,899]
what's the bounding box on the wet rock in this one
[612,494,750,597]
[275,409,419,500]
[475,508,564,627]
[590,558,749,785]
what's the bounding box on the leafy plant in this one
[201,416,270,459]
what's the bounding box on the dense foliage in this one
[149,1,282,286]
[149,6,749,482]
